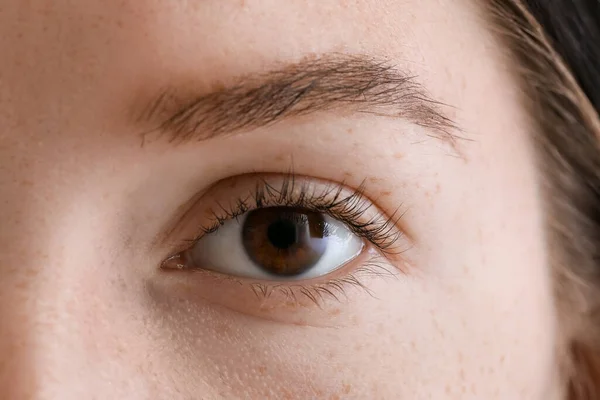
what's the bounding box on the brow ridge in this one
[136,54,459,145]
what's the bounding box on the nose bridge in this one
[0,272,40,399]
[0,244,80,399]
[0,190,165,400]
[0,206,100,399]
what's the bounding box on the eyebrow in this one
[135,54,459,145]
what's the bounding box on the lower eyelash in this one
[161,253,399,306]
[247,257,399,306]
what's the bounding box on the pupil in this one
[241,207,328,277]
[267,219,297,249]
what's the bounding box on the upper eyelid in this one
[158,173,410,261]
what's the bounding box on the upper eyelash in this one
[191,173,405,255]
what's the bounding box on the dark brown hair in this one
[488,1,600,398]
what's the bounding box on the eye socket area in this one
[156,175,406,321]
[169,206,365,281]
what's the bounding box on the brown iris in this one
[242,207,328,277]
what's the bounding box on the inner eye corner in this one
[160,254,182,270]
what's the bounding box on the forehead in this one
[0,0,500,124]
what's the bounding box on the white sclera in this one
[190,212,364,281]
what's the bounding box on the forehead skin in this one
[0,1,559,399]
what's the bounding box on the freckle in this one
[209,80,227,92]
[281,388,294,400]
[25,268,40,278]
[435,183,441,193]
[354,343,363,351]
[342,384,352,394]
[257,365,267,375]
[346,128,353,135]
[274,155,285,162]
[394,152,404,159]
[381,191,392,197]
[368,177,382,184]
[343,172,353,178]
[460,368,466,380]
[329,308,341,316]
[15,280,28,290]
[283,300,298,309]
[445,384,452,394]
[500,355,505,364]
[410,341,416,349]
[329,395,340,400]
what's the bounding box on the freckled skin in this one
[0,0,561,399]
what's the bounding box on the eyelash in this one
[162,174,405,305]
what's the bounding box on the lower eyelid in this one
[159,247,399,319]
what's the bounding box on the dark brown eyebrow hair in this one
[135,54,459,145]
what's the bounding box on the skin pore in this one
[0,1,561,399]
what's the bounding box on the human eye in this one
[174,206,365,281]
[159,174,406,312]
